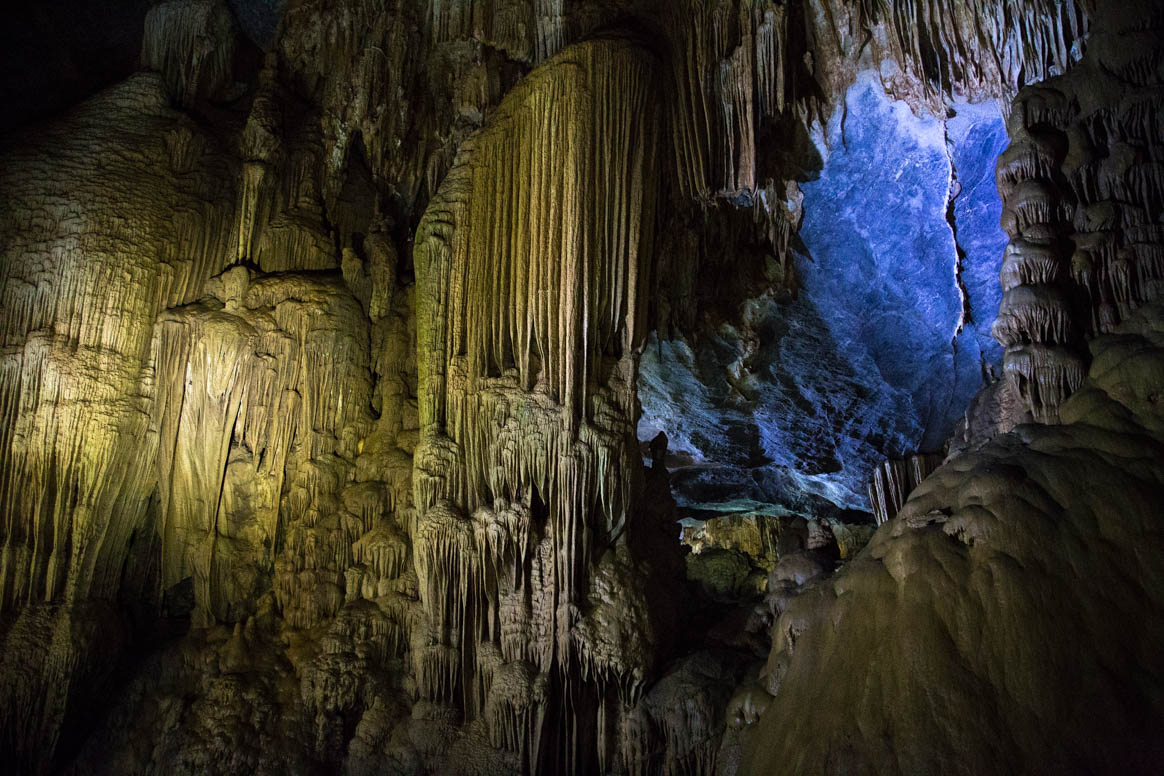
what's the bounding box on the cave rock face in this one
[639,73,1009,513]
[741,298,1164,776]
[410,34,680,772]
[737,5,1164,774]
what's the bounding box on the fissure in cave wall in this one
[1,0,1162,774]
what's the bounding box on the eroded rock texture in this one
[737,4,1164,773]
[1,0,1160,774]
[743,296,1164,776]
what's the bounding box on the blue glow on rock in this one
[948,102,1010,373]
[639,73,1009,514]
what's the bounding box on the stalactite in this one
[141,0,237,107]
[996,85,1078,424]
[993,285,1075,346]
[483,659,545,752]
[993,8,1164,425]
[410,33,667,767]
[866,453,942,526]
[1003,344,1086,424]
[1,0,1126,772]
[663,1,787,200]
[0,72,237,615]
[234,61,282,264]
[149,270,375,625]
[570,548,655,708]
[426,0,570,63]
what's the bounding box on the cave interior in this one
[1,0,1163,774]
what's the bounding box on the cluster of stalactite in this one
[142,0,238,107]
[0,13,419,765]
[994,4,1164,424]
[411,35,691,772]
[0,73,236,618]
[866,453,942,526]
[662,0,1087,200]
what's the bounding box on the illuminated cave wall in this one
[639,73,1010,513]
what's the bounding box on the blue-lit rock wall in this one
[640,73,1009,513]
[948,102,1008,374]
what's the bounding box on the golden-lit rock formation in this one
[410,34,683,769]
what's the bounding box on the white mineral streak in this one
[866,453,942,526]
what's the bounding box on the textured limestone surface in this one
[5,0,1161,775]
[741,298,1164,776]
[640,74,1010,513]
[736,6,1164,770]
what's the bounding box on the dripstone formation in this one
[0,1,1161,774]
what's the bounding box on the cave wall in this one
[739,3,1164,773]
[639,74,1012,514]
[742,297,1164,776]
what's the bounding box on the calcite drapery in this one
[0,71,236,770]
[0,73,237,614]
[412,33,672,770]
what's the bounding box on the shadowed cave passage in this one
[2,1,1163,775]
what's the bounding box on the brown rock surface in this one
[742,299,1164,775]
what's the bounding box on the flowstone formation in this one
[2,0,1160,774]
[410,35,683,772]
[743,297,1164,776]
[739,3,1164,774]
